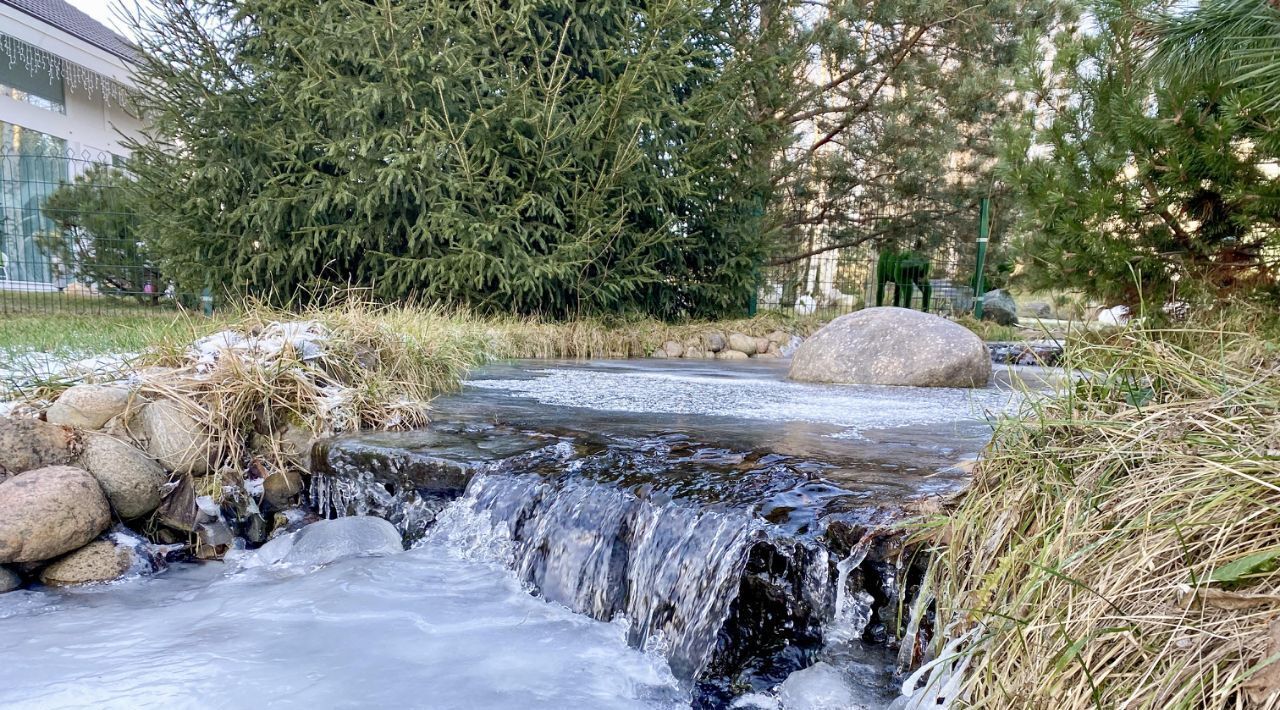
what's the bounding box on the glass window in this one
[0,50,67,113]
[0,122,69,285]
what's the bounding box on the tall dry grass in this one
[914,313,1280,707]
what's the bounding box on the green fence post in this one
[973,197,990,320]
[201,287,213,317]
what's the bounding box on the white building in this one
[1,0,143,287]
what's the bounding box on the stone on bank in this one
[0,465,111,564]
[39,539,135,587]
[45,384,133,430]
[789,307,991,388]
[0,416,78,478]
[79,433,167,520]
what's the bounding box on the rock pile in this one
[650,330,798,361]
[0,320,408,593]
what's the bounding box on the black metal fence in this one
[1,147,984,319]
[755,242,982,319]
[0,148,188,316]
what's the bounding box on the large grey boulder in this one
[129,399,217,474]
[45,385,133,430]
[788,307,991,388]
[981,289,1019,326]
[0,466,111,563]
[79,433,167,519]
[0,416,77,478]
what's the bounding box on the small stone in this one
[705,332,727,353]
[754,336,771,355]
[156,473,198,532]
[766,330,789,345]
[0,416,78,477]
[39,540,133,586]
[684,347,705,360]
[46,385,133,430]
[660,340,684,358]
[0,466,111,563]
[281,425,315,473]
[0,565,20,593]
[262,468,304,510]
[1021,301,1052,319]
[716,350,750,361]
[727,333,758,355]
[981,289,1019,326]
[195,520,234,559]
[79,433,166,520]
[650,348,668,359]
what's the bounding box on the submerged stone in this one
[255,516,403,567]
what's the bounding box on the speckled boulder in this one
[128,399,217,475]
[79,433,166,519]
[0,416,77,478]
[716,350,750,361]
[0,466,111,563]
[45,385,133,430]
[789,307,990,388]
[39,540,134,586]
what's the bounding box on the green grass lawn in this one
[0,311,221,357]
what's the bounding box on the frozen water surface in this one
[467,358,1026,434]
[0,535,682,710]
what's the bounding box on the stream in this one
[0,358,1038,709]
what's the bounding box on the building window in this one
[0,60,67,114]
[0,122,69,285]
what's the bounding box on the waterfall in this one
[436,471,759,682]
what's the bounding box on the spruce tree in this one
[127,0,782,318]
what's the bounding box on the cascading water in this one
[443,470,759,682]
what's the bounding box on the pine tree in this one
[126,0,783,318]
[1000,0,1280,304]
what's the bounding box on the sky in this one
[65,0,154,39]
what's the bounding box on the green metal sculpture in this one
[875,249,932,311]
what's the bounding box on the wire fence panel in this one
[2,146,987,320]
[0,147,189,316]
[755,240,981,319]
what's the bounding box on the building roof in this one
[1,0,138,63]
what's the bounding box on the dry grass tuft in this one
[913,313,1280,707]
